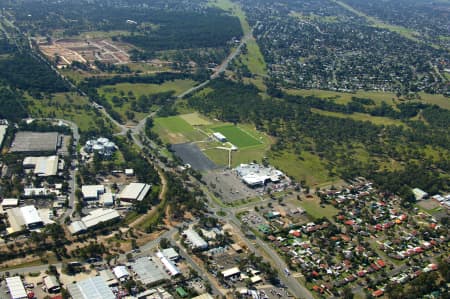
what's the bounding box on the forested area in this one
[188,79,450,200]
[0,52,69,93]
[0,88,28,120]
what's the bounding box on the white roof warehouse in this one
[68,208,120,234]
[6,276,27,299]
[119,182,151,202]
[23,155,59,176]
[6,205,44,234]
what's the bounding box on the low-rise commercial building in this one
[131,257,169,285]
[1,198,19,209]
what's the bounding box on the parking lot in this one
[203,169,260,202]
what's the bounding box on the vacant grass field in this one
[98,80,196,99]
[153,115,205,144]
[285,88,450,110]
[311,108,406,126]
[180,112,212,126]
[298,197,339,220]
[212,125,261,148]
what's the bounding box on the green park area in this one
[97,79,197,123]
[153,113,272,168]
[212,124,262,148]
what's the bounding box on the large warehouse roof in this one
[10,131,59,153]
[119,183,151,201]
[67,276,115,299]
[131,257,169,285]
[69,209,120,234]
[23,155,59,176]
[6,205,44,233]
[6,276,27,299]
[1,198,19,208]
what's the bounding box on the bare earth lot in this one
[39,38,132,67]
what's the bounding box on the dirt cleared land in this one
[39,38,132,67]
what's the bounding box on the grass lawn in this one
[269,150,337,186]
[212,124,262,148]
[285,88,450,110]
[298,198,339,220]
[180,112,212,126]
[311,108,406,126]
[98,80,196,98]
[153,115,205,144]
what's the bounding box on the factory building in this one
[81,185,105,201]
[84,137,116,157]
[68,208,120,234]
[182,229,208,250]
[119,183,151,202]
[67,276,115,299]
[5,276,27,299]
[6,205,44,234]
[23,155,60,176]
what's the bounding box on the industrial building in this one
[221,267,241,278]
[43,275,60,293]
[182,229,208,250]
[113,265,130,281]
[68,208,120,234]
[156,251,180,276]
[119,182,151,202]
[67,276,115,299]
[413,188,428,201]
[6,205,44,234]
[235,163,284,187]
[23,187,55,198]
[192,294,214,299]
[162,248,180,261]
[212,132,227,142]
[99,269,118,287]
[131,256,170,285]
[5,276,27,299]
[10,131,59,153]
[99,192,114,206]
[84,137,116,157]
[81,185,105,201]
[1,198,19,209]
[23,155,59,176]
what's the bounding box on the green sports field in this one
[153,115,205,144]
[212,125,261,148]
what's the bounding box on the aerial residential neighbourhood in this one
[0,0,449,298]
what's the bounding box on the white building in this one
[99,193,114,207]
[6,276,27,299]
[23,155,59,176]
[68,208,120,234]
[67,276,115,299]
[235,163,284,187]
[6,205,44,233]
[412,188,428,201]
[212,132,227,142]
[1,198,19,209]
[156,252,180,276]
[221,267,241,278]
[182,229,208,250]
[113,265,130,280]
[43,275,60,293]
[162,248,180,261]
[119,183,151,202]
[81,185,105,201]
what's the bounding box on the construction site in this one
[39,38,132,68]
